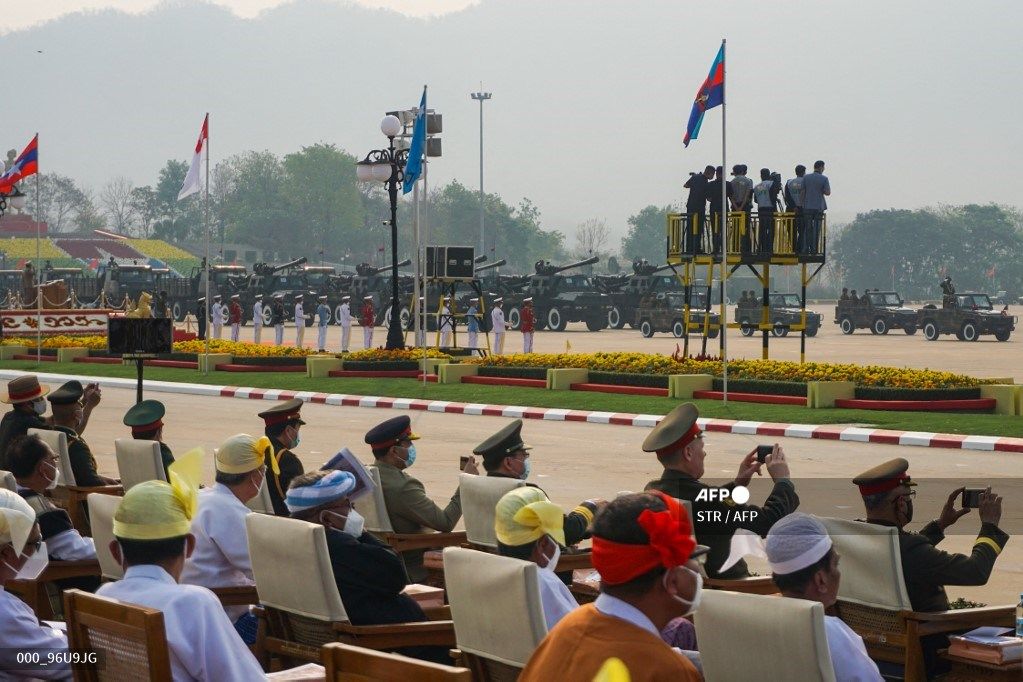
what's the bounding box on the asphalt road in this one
[75,383,1022,606]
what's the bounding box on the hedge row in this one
[712,378,807,396]
[477,366,549,380]
[588,371,670,389]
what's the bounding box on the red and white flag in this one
[177,114,208,201]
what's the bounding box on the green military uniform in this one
[855,458,1009,612]
[476,420,594,546]
[49,381,106,488]
[0,375,51,469]
[258,399,306,516]
[366,415,461,582]
[123,399,176,480]
[641,403,799,579]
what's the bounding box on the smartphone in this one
[756,445,774,463]
[459,455,470,470]
[961,488,984,509]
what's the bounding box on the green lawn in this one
[2,360,1021,438]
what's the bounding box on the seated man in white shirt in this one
[180,434,271,645]
[0,488,71,680]
[494,486,578,629]
[765,513,883,682]
[96,453,265,681]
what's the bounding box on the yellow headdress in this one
[494,486,565,547]
[112,448,203,540]
[215,434,276,475]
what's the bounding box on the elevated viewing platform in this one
[666,211,827,266]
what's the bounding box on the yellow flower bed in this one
[129,239,196,261]
[471,352,989,389]
[0,238,67,259]
[4,335,312,357]
[345,348,452,362]
[1,335,108,350]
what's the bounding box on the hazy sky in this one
[2,0,1022,246]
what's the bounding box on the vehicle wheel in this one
[903,325,917,336]
[506,307,521,331]
[707,326,720,339]
[840,317,854,335]
[547,307,567,332]
[171,301,183,322]
[923,321,939,341]
[805,326,818,338]
[671,320,685,338]
[607,306,625,329]
[960,321,979,342]
[305,311,316,327]
[740,319,754,337]
[585,318,604,332]
[640,320,654,338]
[772,322,788,337]
[872,317,889,335]
[995,329,1011,342]
[262,306,273,327]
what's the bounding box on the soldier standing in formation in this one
[294,294,308,348]
[439,297,453,348]
[465,298,480,351]
[338,295,352,353]
[491,298,507,355]
[361,296,375,349]
[521,297,535,353]
[211,295,224,339]
[271,294,285,346]
[316,295,330,353]
[196,297,207,340]
[252,294,264,345]
[228,295,242,342]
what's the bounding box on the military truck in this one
[834,290,918,335]
[501,256,609,331]
[916,293,1015,341]
[38,267,104,306]
[636,290,720,338]
[596,260,684,329]
[164,262,250,321]
[104,264,168,306]
[734,292,821,337]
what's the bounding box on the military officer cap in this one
[295,294,303,300]
[1,376,49,404]
[257,398,306,428]
[493,297,503,304]
[474,419,531,469]
[318,295,327,301]
[231,294,240,300]
[363,295,373,300]
[123,399,166,435]
[214,294,222,301]
[470,298,479,303]
[47,380,83,405]
[642,403,702,456]
[524,297,533,303]
[342,295,350,301]
[853,457,917,496]
[274,294,284,300]
[255,294,263,300]
[364,415,420,451]
[197,297,206,303]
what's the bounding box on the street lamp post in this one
[356,115,409,350]
[470,89,492,258]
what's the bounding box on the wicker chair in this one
[64,588,172,682]
[443,547,547,682]
[821,517,1015,682]
[28,427,122,535]
[246,513,456,670]
[322,642,471,681]
[113,439,165,491]
[697,590,836,681]
[680,498,778,595]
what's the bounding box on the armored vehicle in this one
[734,292,821,337]
[834,290,918,335]
[164,263,250,321]
[636,290,720,338]
[916,293,1015,342]
[347,260,412,327]
[501,256,609,331]
[596,260,684,329]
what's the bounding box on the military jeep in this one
[635,291,720,338]
[834,290,918,335]
[915,293,1015,342]
[734,292,821,337]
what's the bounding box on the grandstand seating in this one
[54,238,145,261]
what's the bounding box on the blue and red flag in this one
[683,45,725,147]
[0,135,39,193]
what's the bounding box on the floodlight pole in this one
[471,89,492,258]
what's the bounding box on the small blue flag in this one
[403,87,427,194]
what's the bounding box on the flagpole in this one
[203,113,211,374]
[35,134,41,365]
[422,85,429,379]
[720,38,728,405]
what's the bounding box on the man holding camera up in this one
[854,458,1008,613]
[683,166,714,254]
[643,403,799,579]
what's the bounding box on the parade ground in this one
[62,379,1023,607]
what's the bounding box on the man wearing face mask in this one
[855,458,1008,613]
[96,453,265,680]
[180,434,271,644]
[476,419,600,547]
[367,415,478,582]
[48,380,117,487]
[520,492,705,682]
[495,486,578,630]
[286,469,449,664]
[257,398,307,516]
[0,488,72,680]
[0,375,51,470]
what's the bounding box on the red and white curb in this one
[3,369,1022,454]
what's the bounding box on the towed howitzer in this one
[252,256,308,277]
[355,259,412,277]
[474,259,507,274]
[533,255,600,277]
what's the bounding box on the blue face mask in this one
[520,457,531,480]
[405,444,417,468]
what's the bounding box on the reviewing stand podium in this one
[107,317,174,404]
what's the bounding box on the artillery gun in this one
[349,259,412,326]
[502,255,610,332]
[246,257,317,326]
[596,259,683,329]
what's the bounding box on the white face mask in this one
[540,540,561,574]
[342,509,365,538]
[664,565,703,617]
[44,460,61,491]
[5,542,49,581]
[32,400,47,416]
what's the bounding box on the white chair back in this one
[459,474,525,549]
[357,466,394,534]
[820,517,912,610]
[696,590,836,682]
[28,428,74,486]
[443,547,547,667]
[0,470,16,492]
[114,439,166,491]
[246,512,348,622]
[87,493,125,580]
